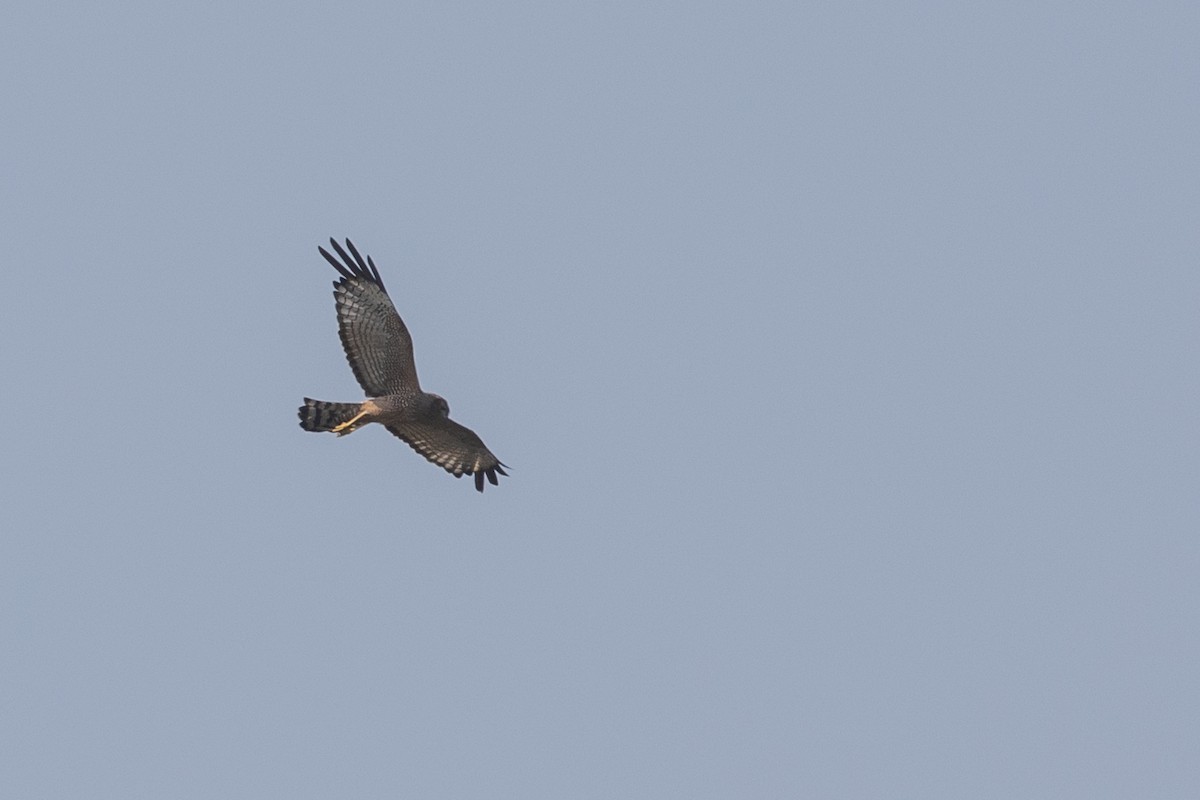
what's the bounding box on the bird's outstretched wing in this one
[385,418,509,492]
[318,238,420,397]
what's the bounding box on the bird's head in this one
[429,394,450,418]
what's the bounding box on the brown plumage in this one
[298,238,508,492]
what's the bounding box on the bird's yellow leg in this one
[331,410,369,436]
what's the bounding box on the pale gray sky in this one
[2,2,1198,797]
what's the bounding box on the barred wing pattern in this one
[385,420,509,492]
[318,239,420,397]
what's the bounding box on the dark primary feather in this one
[474,463,509,492]
[320,237,386,289]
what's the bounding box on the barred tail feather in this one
[298,398,363,433]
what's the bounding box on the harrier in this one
[298,238,508,492]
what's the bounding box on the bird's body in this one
[298,238,507,492]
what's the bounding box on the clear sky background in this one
[2,2,1197,797]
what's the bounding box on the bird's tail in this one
[298,398,364,433]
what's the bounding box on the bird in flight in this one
[298,238,508,492]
